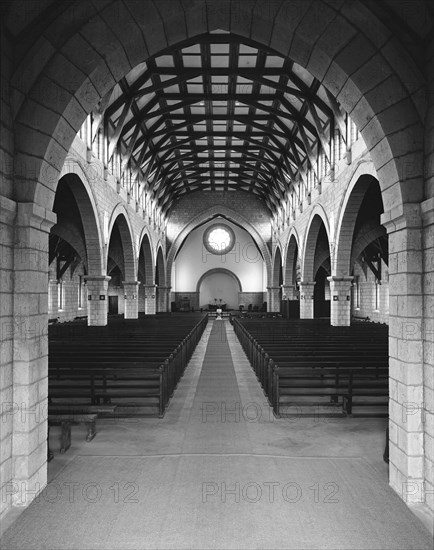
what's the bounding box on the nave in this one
[1,321,430,550]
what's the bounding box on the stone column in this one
[12,202,56,506]
[327,276,353,326]
[157,286,171,313]
[143,284,157,315]
[267,286,281,312]
[123,281,140,319]
[299,281,315,319]
[84,276,110,326]
[282,284,298,300]
[422,198,434,512]
[381,204,425,505]
[138,284,147,313]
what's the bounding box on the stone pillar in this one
[157,286,171,312]
[12,202,56,506]
[267,286,281,312]
[123,281,140,319]
[381,204,425,505]
[327,276,353,326]
[299,281,315,319]
[282,284,298,300]
[143,284,157,315]
[138,284,147,313]
[84,276,110,326]
[422,198,434,513]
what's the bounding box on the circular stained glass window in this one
[204,224,235,255]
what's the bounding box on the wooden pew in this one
[48,314,208,418]
[232,317,389,418]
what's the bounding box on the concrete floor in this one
[1,320,432,548]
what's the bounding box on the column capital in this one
[16,201,57,233]
[421,197,434,226]
[0,195,17,224]
[327,276,354,283]
[299,281,316,287]
[380,203,422,233]
[122,280,141,287]
[266,286,281,290]
[84,275,111,283]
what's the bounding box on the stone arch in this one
[155,245,166,287]
[351,222,387,270]
[12,1,425,219]
[334,162,382,276]
[196,268,242,293]
[138,229,155,285]
[166,205,271,289]
[57,164,104,274]
[107,206,136,281]
[50,221,87,270]
[155,245,167,312]
[301,206,331,282]
[272,245,283,288]
[283,229,300,287]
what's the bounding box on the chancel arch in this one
[171,217,265,312]
[166,206,272,292]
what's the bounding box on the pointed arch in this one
[57,161,104,274]
[334,163,383,276]
[107,205,136,281]
[301,206,331,282]
[284,229,300,287]
[138,229,155,285]
[272,245,283,288]
[166,205,272,289]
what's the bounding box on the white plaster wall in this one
[199,272,240,309]
[173,219,264,293]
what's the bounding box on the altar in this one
[208,303,227,311]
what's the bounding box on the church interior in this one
[0,1,433,548]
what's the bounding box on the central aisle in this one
[1,321,431,550]
[181,319,252,453]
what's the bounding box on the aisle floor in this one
[1,320,432,549]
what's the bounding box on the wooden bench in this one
[48,405,117,454]
[48,314,208,418]
[233,317,389,418]
[48,413,98,453]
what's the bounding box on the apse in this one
[198,269,241,310]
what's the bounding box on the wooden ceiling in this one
[98,32,347,215]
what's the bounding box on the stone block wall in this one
[167,192,272,251]
[48,264,87,322]
[0,198,15,521]
[107,285,126,315]
[352,262,389,324]
[422,32,434,515]
[0,31,15,521]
